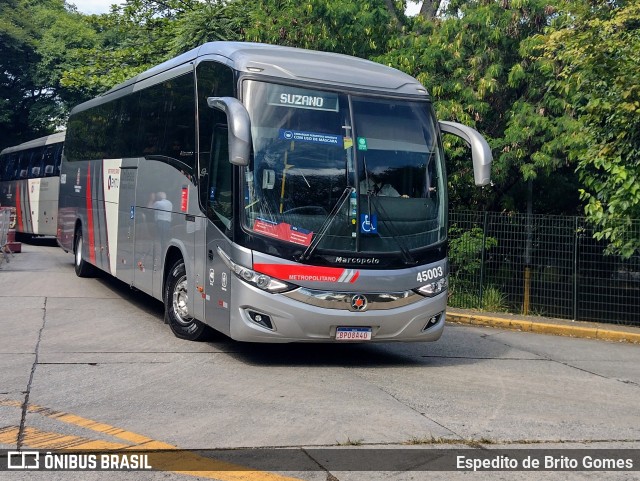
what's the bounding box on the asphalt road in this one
[1,240,639,480]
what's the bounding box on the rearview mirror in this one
[207,97,252,166]
[439,121,492,186]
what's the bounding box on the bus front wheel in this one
[164,259,208,341]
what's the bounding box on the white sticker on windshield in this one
[279,129,341,146]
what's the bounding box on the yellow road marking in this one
[0,398,306,481]
[0,426,129,450]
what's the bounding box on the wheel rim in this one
[172,275,192,325]
[75,236,82,267]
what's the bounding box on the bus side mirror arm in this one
[207,97,251,166]
[439,121,492,186]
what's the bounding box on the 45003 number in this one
[416,267,444,283]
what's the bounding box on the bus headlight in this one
[217,246,295,293]
[414,277,448,297]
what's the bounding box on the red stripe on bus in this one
[86,165,96,263]
[253,264,359,283]
[15,181,24,231]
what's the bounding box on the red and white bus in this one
[0,132,65,237]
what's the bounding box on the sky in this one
[73,0,423,16]
[71,0,125,15]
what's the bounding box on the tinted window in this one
[28,146,44,178]
[66,73,196,177]
[196,61,234,217]
[18,151,31,179]
[42,143,62,177]
[0,154,14,181]
[137,74,196,173]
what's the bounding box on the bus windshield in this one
[242,80,446,259]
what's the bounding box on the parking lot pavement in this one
[1,241,639,481]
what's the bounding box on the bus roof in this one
[0,131,66,156]
[99,42,429,100]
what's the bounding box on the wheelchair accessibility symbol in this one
[360,214,378,234]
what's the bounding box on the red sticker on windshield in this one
[253,219,313,246]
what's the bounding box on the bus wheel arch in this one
[163,252,208,341]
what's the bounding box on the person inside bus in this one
[151,192,172,255]
[360,174,406,197]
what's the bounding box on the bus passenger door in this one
[204,125,233,336]
[116,163,138,286]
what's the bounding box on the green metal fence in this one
[448,211,640,327]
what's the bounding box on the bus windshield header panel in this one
[241,80,446,262]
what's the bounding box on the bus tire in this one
[74,230,94,278]
[164,259,208,341]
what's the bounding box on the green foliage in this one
[481,286,508,312]
[448,289,480,309]
[243,0,398,58]
[378,0,575,213]
[449,226,497,277]
[59,2,175,98]
[537,1,640,257]
[448,225,505,311]
[168,1,248,54]
[0,0,64,147]
[448,285,507,311]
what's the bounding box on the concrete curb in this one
[446,310,640,344]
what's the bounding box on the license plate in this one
[336,327,372,341]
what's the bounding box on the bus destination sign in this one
[267,86,339,112]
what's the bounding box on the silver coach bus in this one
[58,42,491,343]
[0,132,65,237]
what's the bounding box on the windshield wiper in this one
[297,186,354,262]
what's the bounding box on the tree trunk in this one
[383,0,404,29]
[420,0,442,20]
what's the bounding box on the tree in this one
[59,2,176,99]
[538,1,640,257]
[378,0,575,214]
[0,0,67,148]
[168,0,248,54]
[242,0,400,58]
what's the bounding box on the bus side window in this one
[5,153,18,180]
[29,146,44,178]
[0,154,12,181]
[18,151,31,179]
[207,124,233,236]
[137,74,195,177]
[43,146,53,176]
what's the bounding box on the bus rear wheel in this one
[164,259,208,341]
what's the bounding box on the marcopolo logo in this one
[350,294,368,312]
[335,256,380,265]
